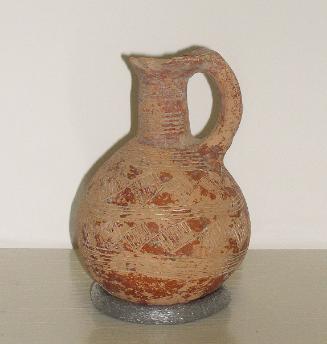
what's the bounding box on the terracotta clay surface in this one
[75,47,251,305]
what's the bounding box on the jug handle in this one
[187,48,242,157]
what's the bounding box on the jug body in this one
[76,47,251,305]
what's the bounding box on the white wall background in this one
[1,0,326,248]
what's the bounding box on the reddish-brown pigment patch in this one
[102,271,186,304]
[141,243,167,255]
[198,143,210,156]
[146,221,159,233]
[127,165,143,179]
[199,186,216,200]
[125,221,135,227]
[150,192,175,206]
[230,209,241,218]
[225,238,239,253]
[123,242,134,252]
[175,239,200,255]
[187,217,210,232]
[113,187,136,206]
[186,170,206,181]
[159,171,173,182]
[198,143,222,158]
[221,187,237,200]
[197,144,223,170]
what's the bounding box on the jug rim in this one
[126,46,212,74]
[127,46,211,63]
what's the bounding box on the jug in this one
[75,47,251,305]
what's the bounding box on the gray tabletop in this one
[1,249,326,343]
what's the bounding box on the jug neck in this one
[130,57,192,147]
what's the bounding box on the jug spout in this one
[128,47,208,77]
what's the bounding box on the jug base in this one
[90,282,231,325]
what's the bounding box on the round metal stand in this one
[90,282,231,325]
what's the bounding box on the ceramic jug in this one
[75,47,250,305]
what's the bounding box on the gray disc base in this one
[90,282,231,325]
